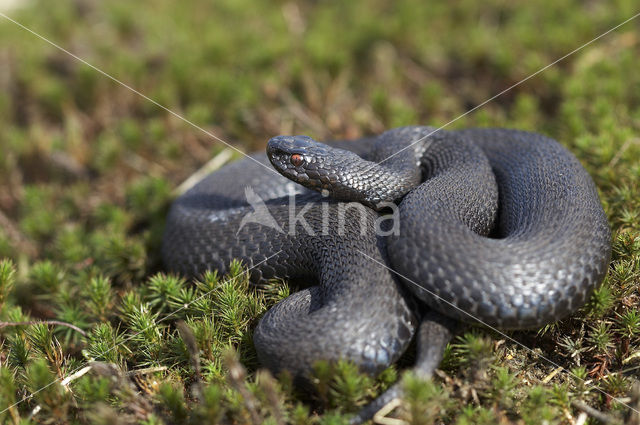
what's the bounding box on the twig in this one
[622,351,640,365]
[608,137,640,169]
[572,400,620,424]
[61,366,93,388]
[5,396,20,425]
[0,320,87,336]
[125,366,168,377]
[173,149,233,196]
[542,366,564,383]
[27,405,41,420]
[29,365,93,420]
[372,398,406,425]
[576,412,588,425]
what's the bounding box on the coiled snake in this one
[163,126,611,420]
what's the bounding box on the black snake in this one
[162,126,611,419]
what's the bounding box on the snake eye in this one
[290,154,304,167]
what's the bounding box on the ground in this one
[0,0,639,424]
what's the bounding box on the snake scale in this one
[162,126,611,417]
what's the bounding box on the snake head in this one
[266,134,412,210]
[267,135,328,169]
[267,135,359,194]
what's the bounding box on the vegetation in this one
[0,0,639,423]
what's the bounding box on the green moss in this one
[0,259,16,312]
[402,374,451,424]
[0,0,639,422]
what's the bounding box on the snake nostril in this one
[291,154,304,167]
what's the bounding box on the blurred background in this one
[0,0,639,423]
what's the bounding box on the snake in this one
[162,126,611,420]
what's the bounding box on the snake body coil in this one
[163,126,611,384]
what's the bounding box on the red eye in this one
[290,154,304,167]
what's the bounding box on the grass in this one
[0,0,639,423]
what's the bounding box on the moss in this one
[0,0,639,422]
